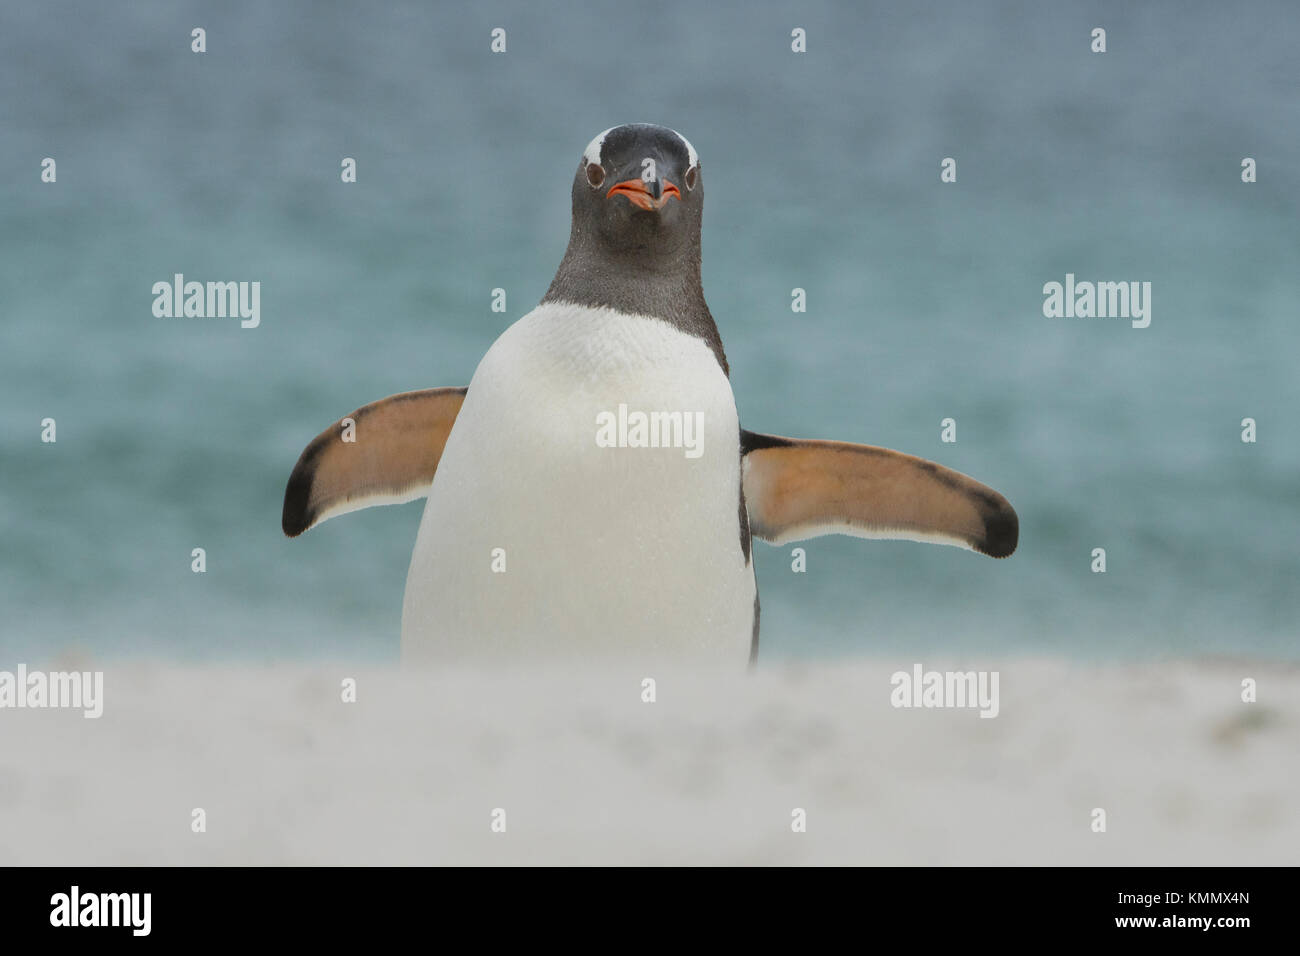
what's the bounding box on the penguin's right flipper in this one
[740,430,1018,558]
[282,387,467,537]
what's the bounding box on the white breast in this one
[401,302,755,664]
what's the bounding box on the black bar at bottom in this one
[0,865,1278,942]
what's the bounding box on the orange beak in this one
[606,178,682,211]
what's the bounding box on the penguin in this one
[281,123,1017,665]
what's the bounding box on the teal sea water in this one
[2,1,1297,663]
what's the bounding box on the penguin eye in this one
[585,162,605,188]
[684,165,698,191]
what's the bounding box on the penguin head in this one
[571,124,702,260]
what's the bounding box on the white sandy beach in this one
[0,658,1295,866]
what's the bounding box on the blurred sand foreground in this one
[0,659,1295,865]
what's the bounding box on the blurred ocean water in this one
[2,0,1297,663]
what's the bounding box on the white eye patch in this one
[583,127,616,167]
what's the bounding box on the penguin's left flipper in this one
[282,387,467,537]
[740,430,1018,558]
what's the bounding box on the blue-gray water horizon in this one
[3,1,1297,664]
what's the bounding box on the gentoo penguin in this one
[281,123,1017,665]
